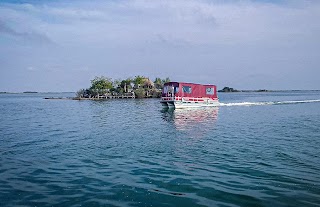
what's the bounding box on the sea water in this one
[0,91,320,207]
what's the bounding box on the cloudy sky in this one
[0,0,319,92]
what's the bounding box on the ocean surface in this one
[0,91,320,207]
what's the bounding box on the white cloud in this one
[0,0,320,91]
[2,0,319,46]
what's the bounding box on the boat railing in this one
[162,96,218,102]
[161,96,174,101]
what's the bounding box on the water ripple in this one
[1,92,320,206]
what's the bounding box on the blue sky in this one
[0,0,319,92]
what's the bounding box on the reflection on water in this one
[161,107,219,138]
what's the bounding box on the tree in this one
[150,88,161,98]
[154,77,163,89]
[76,89,86,98]
[162,77,170,84]
[218,87,239,92]
[134,88,146,98]
[112,79,122,89]
[133,75,146,87]
[120,78,133,92]
[90,76,113,97]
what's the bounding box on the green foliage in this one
[134,88,146,98]
[154,77,162,84]
[154,77,163,89]
[154,77,170,89]
[162,77,170,84]
[77,75,171,98]
[76,89,86,98]
[133,76,146,86]
[120,78,132,89]
[150,89,161,98]
[90,76,113,91]
[218,87,239,92]
[112,79,122,88]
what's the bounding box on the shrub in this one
[134,88,146,98]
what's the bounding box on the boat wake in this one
[219,99,320,107]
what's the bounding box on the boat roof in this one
[164,82,216,87]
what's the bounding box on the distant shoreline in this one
[0,90,320,95]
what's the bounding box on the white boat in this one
[160,82,219,109]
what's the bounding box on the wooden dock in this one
[45,95,135,100]
[95,95,135,99]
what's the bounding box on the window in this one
[182,86,192,93]
[163,86,168,93]
[174,87,179,94]
[206,87,214,95]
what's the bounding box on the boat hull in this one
[161,99,219,109]
[174,100,219,109]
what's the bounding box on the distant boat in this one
[160,82,219,109]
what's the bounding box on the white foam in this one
[219,99,320,107]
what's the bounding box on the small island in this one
[74,75,170,100]
[218,87,240,92]
[23,91,38,93]
[44,81,276,101]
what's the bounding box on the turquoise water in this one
[0,91,320,207]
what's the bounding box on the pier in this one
[44,94,135,100]
[73,94,135,100]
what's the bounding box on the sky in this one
[0,0,319,92]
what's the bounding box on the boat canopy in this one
[162,82,217,99]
